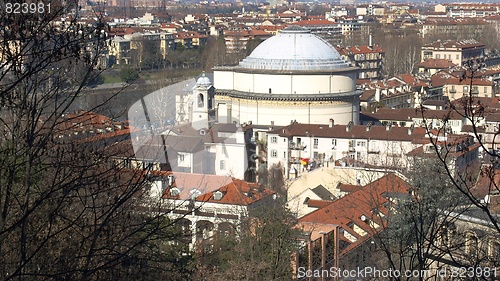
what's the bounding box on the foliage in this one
[0,6,191,280]
[120,67,140,83]
[375,159,471,280]
[196,198,300,281]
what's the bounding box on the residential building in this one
[358,75,423,109]
[407,133,480,174]
[266,121,428,178]
[416,58,457,75]
[356,4,385,16]
[361,108,465,134]
[294,174,411,278]
[149,171,275,251]
[335,44,385,79]
[420,18,491,40]
[421,39,486,67]
[431,69,495,100]
[286,166,389,218]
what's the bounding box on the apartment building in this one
[416,58,457,75]
[356,4,385,16]
[420,18,490,40]
[266,120,480,179]
[421,39,486,67]
[362,108,465,134]
[294,174,411,278]
[359,75,426,109]
[335,44,385,79]
[431,69,495,99]
[150,171,275,251]
[266,121,427,179]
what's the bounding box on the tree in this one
[120,66,140,83]
[195,197,300,281]
[374,159,474,281]
[420,64,500,235]
[0,5,191,280]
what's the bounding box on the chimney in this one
[408,125,414,135]
[366,121,373,131]
[167,175,175,187]
[346,121,353,132]
[329,118,334,128]
[269,121,274,131]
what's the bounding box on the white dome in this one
[238,26,350,71]
[195,73,212,87]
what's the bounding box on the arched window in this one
[198,93,204,107]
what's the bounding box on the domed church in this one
[212,25,361,126]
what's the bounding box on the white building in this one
[266,121,428,178]
[129,76,249,179]
[149,171,275,251]
[212,25,361,127]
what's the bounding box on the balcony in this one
[348,146,356,152]
[368,147,380,154]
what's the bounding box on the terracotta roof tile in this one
[299,174,411,256]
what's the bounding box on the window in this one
[436,54,440,59]
[349,140,356,147]
[313,138,319,149]
[271,149,277,158]
[491,241,500,259]
[456,54,459,60]
[466,233,478,256]
[271,136,277,143]
[179,154,185,162]
[197,94,204,107]
[357,141,366,147]
[463,86,469,93]
[220,160,225,170]
[484,87,488,94]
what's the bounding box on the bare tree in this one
[0,5,191,280]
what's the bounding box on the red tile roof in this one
[299,173,411,255]
[196,178,274,206]
[160,172,274,206]
[416,59,457,69]
[268,122,427,142]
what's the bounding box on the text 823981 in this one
[4,2,50,14]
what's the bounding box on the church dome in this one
[195,72,212,87]
[238,26,350,71]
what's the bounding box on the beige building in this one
[431,70,495,99]
[421,39,486,66]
